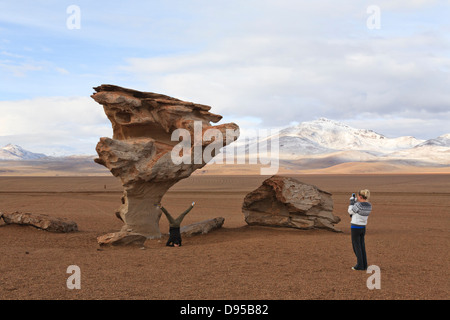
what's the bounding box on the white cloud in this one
[0,96,111,155]
[0,61,43,77]
[121,31,450,139]
[55,67,70,75]
[376,0,441,10]
[1,0,449,157]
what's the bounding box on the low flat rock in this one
[180,217,225,237]
[97,231,147,246]
[1,211,78,233]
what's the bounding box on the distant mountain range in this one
[277,118,423,155]
[243,118,450,169]
[1,118,449,174]
[0,144,47,160]
[0,144,103,176]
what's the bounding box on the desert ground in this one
[0,172,448,300]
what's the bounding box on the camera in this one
[350,193,357,205]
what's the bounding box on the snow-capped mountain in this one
[243,118,449,166]
[1,119,448,174]
[417,134,450,148]
[388,133,450,165]
[0,144,47,160]
[276,118,424,157]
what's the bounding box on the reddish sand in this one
[0,174,448,300]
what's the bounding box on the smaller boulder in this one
[242,175,341,232]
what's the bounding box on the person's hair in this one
[358,189,370,200]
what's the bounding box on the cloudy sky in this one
[0,0,449,155]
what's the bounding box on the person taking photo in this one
[348,190,372,271]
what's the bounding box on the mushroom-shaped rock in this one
[92,85,239,239]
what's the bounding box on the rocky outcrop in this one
[92,85,239,239]
[0,211,78,233]
[242,175,341,232]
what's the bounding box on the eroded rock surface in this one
[92,85,239,239]
[242,175,341,232]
